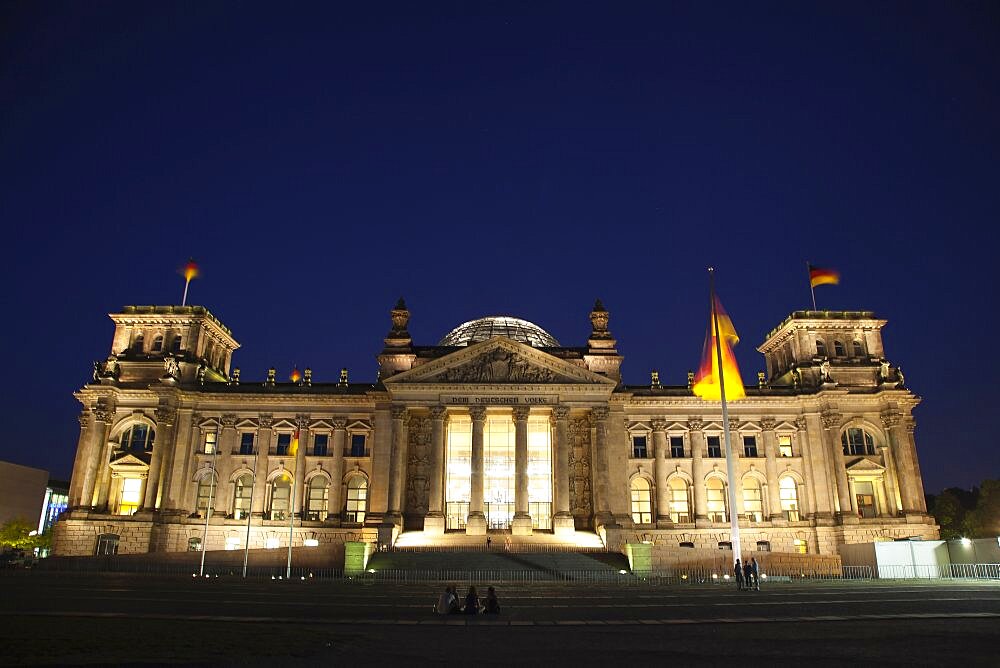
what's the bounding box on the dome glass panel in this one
[438,316,560,348]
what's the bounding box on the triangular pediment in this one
[384,337,615,387]
[846,458,886,472]
[109,452,150,470]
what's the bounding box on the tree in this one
[929,489,967,540]
[966,479,1000,539]
[0,518,37,550]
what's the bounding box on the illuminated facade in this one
[52,300,938,557]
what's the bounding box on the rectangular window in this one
[778,435,793,457]
[95,534,119,556]
[793,539,808,554]
[707,436,722,458]
[756,540,771,552]
[445,418,471,529]
[855,480,878,518]
[350,434,367,457]
[239,432,255,455]
[276,433,291,455]
[670,436,685,458]
[171,337,182,352]
[118,478,142,515]
[313,434,329,456]
[632,435,648,458]
[743,435,758,457]
[203,431,217,454]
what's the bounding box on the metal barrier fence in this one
[382,544,612,554]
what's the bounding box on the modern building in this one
[52,300,938,557]
[0,460,50,529]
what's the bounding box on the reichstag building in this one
[52,299,939,557]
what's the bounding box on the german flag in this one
[693,295,746,401]
[809,265,840,288]
[183,258,199,282]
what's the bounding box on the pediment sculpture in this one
[438,348,558,383]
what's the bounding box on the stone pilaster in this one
[878,444,899,516]
[68,411,91,507]
[591,406,617,528]
[761,417,783,521]
[552,406,574,536]
[822,410,855,521]
[329,419,347,524]
[423,406,447,535]
[164,409,194,511]
[651,419,670,526]
[385,405,408,525]
[143,407,176,510]
[512,406,532,536]
[466,406,487,535]
[688,418,707,524]
[251,414,272,516]
[883,411,924,514]
[801,414,834,519]
[80,407,113,509]
[293,414,310,517]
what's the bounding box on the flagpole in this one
[181,278,191,307]
[286,473,295,579]
[806,261,817,311]
[242,449,258,578]
[198,448,219,577]
[708,267,742,570]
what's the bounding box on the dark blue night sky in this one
[2,2,997,492]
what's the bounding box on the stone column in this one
[822,411,855,521]
[80,408,113,509]
[592,406,616,527]
[251,415,273,516]
[164,409,194,512]
[878,444,899,516]
[214,414,238,516]
[329,419,347,524]
[801,415,834,519]
[904,424,927,513]
[466,406,487,535]
[688,418,707,524]
[651,419,670,526]
[293,414,310,517]
[143,407,176,510]
[423,406,447,535]
[385,405,407,525]
[883,412,924,514]
[728,418,744,518]
[512,406,532,536]
[761,417,783,521]
[68,411,91,507]
[552,406,574,536]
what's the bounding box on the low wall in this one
[647,544,842,577]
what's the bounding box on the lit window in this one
[232,473,253,520]
[793,539,808,554]
[196,475,215,517]
[670,436,685,458]
[350,434,367,457]
[834,340,846,357]
[265,537,280,549]
[95,534,119,555]
[756,540,771,552]
[239,432,255,455]
[187,537,202,552]
[707,436,722,458]
[706,478,727,522]
[225,536,241,550]
[117,478,142,515]
[203,431,217,454]
[313,434,329,456]
[842,427,876,456]
[742,478,763,522]
[630,478,652,525]
[632,435,648,458]
[855,480,878,518]
[120,424,155,453]
[815,339,826,357]
[269,476,291,520]
[718,541,732,550]
[276,433,291,456]
[445,417,471,530]
[305,477,329,521]
[345,475,367,523]
[527,417,552,530]
[778,435,793,457]
[779,477,800,521]
[743,435,758,457]
[668,478,689,523]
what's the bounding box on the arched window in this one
[742,477,763,522]
[119,424,155,453]
[344,475,367,523]
[133,334,144,352]
[815,339,826,357]
[630,478,652,525]
[779,476,800,521]
[841,427,876,456]
[834,340,846,357]
[852,340,864,357]
[305,476,329,521]
[196,475,216,518]
[171,336,183,353]
[268,476,292,520]
[706,478,727,523]
[232,473,253,520]
[151,335,164,352]
[668,478,690,523]
[117,478,142,516]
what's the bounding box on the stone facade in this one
[53,301,938,557]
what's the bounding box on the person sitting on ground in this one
[435,585,455,614]
[483,586,501,614]
[447,586,461,614]
[463,585,480,614]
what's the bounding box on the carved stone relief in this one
[568,416,593,527]
[436,348,559,383]
[404,416,431,517]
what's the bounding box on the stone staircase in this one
[367,548,630,579]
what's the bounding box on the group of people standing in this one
[734,558,761,591]
[435,585,501,615]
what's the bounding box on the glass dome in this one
[438,316,560,348]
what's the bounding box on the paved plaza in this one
[1,573,998,665]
